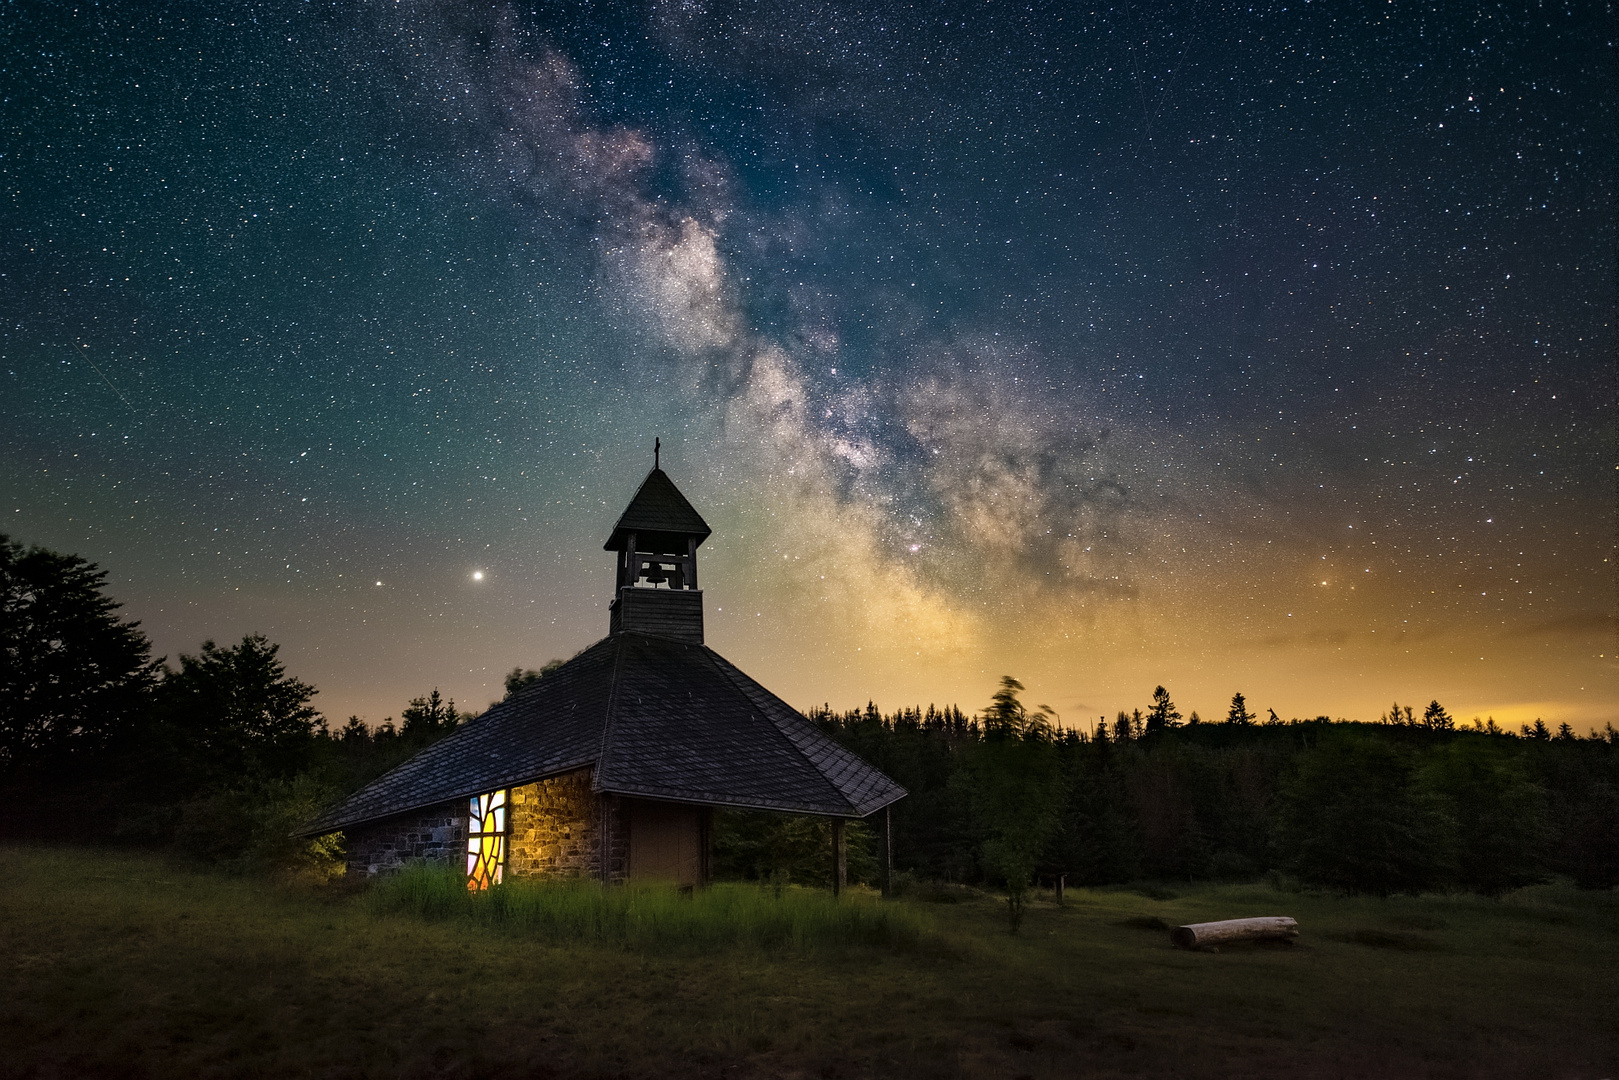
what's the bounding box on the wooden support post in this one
[831,817,846,897]
[879,806,893,898]
[1054,873,1065,905]
[599,797,608,884]
[686,535,699,590]
[700,807,713,887]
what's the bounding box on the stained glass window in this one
[467,789,508,891]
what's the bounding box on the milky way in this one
[2,0,1611,730]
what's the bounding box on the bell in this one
[641,560,668,585]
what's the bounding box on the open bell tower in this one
[603,439,712,644]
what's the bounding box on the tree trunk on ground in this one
[1171,917,1298,949]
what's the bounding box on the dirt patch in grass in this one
[1329,928,1443,951]
[1128,885,1180,901]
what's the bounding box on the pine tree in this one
[1144,686,1182,733]
[985,676,1028,736]
[1226,692,1255,726]
[1112,711,1134,741]
[153,635,321,788]
[1421,700,1454,731]
[400,689,462,746]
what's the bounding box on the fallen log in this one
[1170,916,1298,950]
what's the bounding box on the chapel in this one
[299,451,906,889]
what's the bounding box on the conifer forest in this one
[3,535,1614,898]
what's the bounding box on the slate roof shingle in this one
[298,630,906,836]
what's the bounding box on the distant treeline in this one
[733,684,1616,896]
[3,534,1615,894]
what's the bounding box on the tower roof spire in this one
[602,456,712,552]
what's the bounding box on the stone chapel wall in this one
[507,770,628,882]
[345,801,464,877]
[341,773,632,883]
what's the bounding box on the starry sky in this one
[3,0,1613,733]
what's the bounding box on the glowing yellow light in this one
[472,570,485,581]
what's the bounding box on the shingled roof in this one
[298,630,906,836]
[603,468,712,551]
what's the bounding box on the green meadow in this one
[1,846,1612,1079]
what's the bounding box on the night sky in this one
[3,0,1612,733]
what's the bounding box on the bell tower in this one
[603,440,711,644]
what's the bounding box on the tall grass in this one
[367,864,939,953]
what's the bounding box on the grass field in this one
[0,846,1613,1079]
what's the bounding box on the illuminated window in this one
[467,789,508,891]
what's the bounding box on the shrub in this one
[171,773,344,879]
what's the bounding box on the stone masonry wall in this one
[508,770,628,882]
[346,801,465,877]
[343,775,634,883]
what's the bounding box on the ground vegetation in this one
[0,845,1611,1079]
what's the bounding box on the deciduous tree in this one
[503,659,564,699]
[967,677,1064,930]
[0,536,159,773]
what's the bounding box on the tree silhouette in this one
[1144,686,1182,733]
[1422,700,1454,731]
[1382,701,1415,726]
[1111,711,1134,741]
[153,635,321,788]
[503,659,564,699]
[0,536,160,772]
[400,688,463,747]
[968,677,1063,930]
[1226,692,1256,726]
